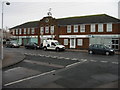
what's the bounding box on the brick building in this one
[10,14,120,50]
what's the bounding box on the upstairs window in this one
[27,28,30,34]
[19,29,22,34]
[67,25,71,33]
[24,28,26,34]
[90,24,95,32]
[98,24,103,32]
[50,26,54,34]
[40,27,44,34]
[107,23,112,32]
[74,25,78,33]
[31,28,35,34]
[12,29,15,35]
[45,26,49,33]
[80,24,85,32]
[16,29,18,35]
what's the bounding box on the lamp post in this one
[0,1,10,60]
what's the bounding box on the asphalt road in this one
[2,47,119,88]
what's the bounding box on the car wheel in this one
[89,50,93,54]
[56,48,60,52]
[105,52,109,55]
[43,47,47,51]
[34,47,37,50]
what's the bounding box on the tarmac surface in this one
[1,48,119,88]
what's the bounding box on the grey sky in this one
[0,0,119,29]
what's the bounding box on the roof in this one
[10,14,120,29]
[10,21,39,29]
[57,14,120,25]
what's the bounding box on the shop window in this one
[67,25,71,33]
[64,39,68,45]
[112,39,119,50]
[77,39,83,46]
[74,25,78,33]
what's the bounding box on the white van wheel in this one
[89,50,93,54]
[43,47,47,51]
[56,48,60,52]
[106,52,109,55]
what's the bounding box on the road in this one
[2,47,119,88]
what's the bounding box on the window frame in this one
[74,25,78,33]
[67,25,71,33]
[90,24,95,32]
[98,24,103,32]
[80,24,85,32]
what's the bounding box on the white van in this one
[43,40,65,51]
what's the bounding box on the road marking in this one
[64,58,70,60]
[90,60,97,62]
[4,67,21,73]
[24,60,64,68]
[71,58,78,61]
[66,62,81,68]
[100,61,108,63]
[112,62,118,64]
[4,70,56,86]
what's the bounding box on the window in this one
[80,24,85,32]
[24,28,26,34]
[12,29,15,35]
[77,39,83,46]
[90,24,95,32]
[50,26,54,34]
[40,27,44,34]
[107,23,112,32]
[19,29,22,34]
[112,39,119,50]
[16,29,18,35]
[31,28,34,34]
[98,24,103,32]
[74,25,78,33]
[45,26,49,33]
[27,28,30,34]
[67,25,71,33]
[64,39,68,45]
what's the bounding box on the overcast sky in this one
[0,0,119,29]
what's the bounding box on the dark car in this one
[6,41,20,48]
[25,42,40,49]
[88,44,115,55]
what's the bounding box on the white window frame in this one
[31,28,35,34]
[90,24,95,32]
[24,28,26,34]
[107,23,112,32]
[98,24,103,32]
[74,25,78,33]
[12,29,15,35]
[45,26,49,33]
[27,28,30,34]
[80,24,85,32]
[16,29,18,35]
[19,29,22,35]
[40,27,44,34]
[67,25,71,33]
[77,39,83,46]
[50,26,54,34]
[64,39,68,45]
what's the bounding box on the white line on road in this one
[4,70,56,87]
[90,60,97,62]
[111,62,118,64]
[4,67,21,73]
[66,62,81,68]
[100,61,108,63]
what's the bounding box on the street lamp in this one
[0,1,10,60]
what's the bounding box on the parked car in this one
[88,44,115,55]
[43,40,65,51]
[6,41,20,48]
[25,42,40,49]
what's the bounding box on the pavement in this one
[0,48,119,88]
[0,50,25,68]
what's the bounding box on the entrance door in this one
[70,38,76,48]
